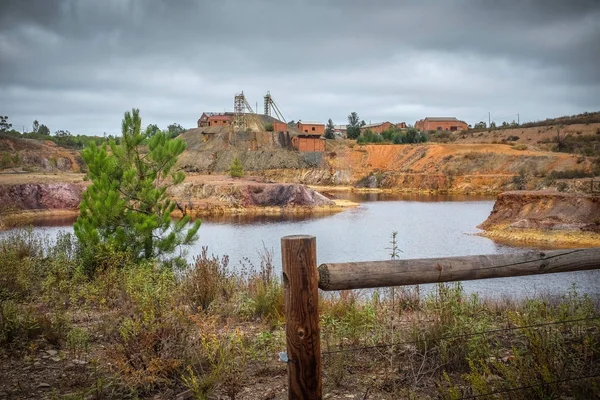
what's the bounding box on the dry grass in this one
[0,230,598,399]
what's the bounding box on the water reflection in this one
[3,194,599,299]
[331,191,496,203]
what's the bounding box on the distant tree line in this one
[0,115,187,150]
[357,126,427,144]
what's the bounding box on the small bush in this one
[0,301,39,347]
[556,181,569,192]
[181,248,231,312]
[264,123,274,132]
[229,157,244,178]
[549,169,594,179]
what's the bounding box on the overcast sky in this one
[1,0,599,135]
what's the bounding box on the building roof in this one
[363,121,392,128]
[208,114,232,119]
[297,121,324,125]
[424,117,463,122]
[333,125,347,130]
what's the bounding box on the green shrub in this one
[264,123,274,132]
[0,301,39,347]
[229,157,244,178]
[0,229,45,301]
[0,152,11,168]
[66,327,91,360]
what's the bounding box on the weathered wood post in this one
[281,235,322,399]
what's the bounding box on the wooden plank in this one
[281,235,322,399]
[318,248,600,291]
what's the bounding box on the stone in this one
[37,383,51,389]
[46,350,58,356]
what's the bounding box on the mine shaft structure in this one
[233,91,256,130]
[263,91,286,122]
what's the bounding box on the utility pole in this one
[517,113,520,125]
[488,112,491,127]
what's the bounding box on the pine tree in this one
[347,112,362,139]
[74,109,200,273]
[324,118,335,139]
[229,157,244,178]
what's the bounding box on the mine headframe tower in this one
[263,91,286,123]
[233,91,256,130]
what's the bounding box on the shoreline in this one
[478,226,600,248]
[307,184,501,196]
[0,199,359,230]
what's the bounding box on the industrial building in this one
[415,117,468,132]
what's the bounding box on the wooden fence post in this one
[281,235,322,400]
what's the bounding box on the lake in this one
[8,193,600,299]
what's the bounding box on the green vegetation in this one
[0,115,13,132]
[0,228,598,398]
[1,129,110,150]
[264,122,274,132]
[324,118,335,139]
[346,112,364,139]
[74,109,200,274]
[38,124,50,136]
[544,132,600,158]
[520,110,600,128]
[167,123,186,138]
[229,157,244,178]
[357,127,427,145]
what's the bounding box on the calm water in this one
[8,193,600,299]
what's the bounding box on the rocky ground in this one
[478,191,600,247]
[0,173,354,229]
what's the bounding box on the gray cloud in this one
[1,0,599,134]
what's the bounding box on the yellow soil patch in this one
[479,227,600,248]
[0,172,86,185]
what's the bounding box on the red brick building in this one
[292,135,325,152]
[361,121,394,134]
[207,114,232,127]
[197,112,233,127]
[272,121,288,132]
[296,121,325,135]
[415,117,468,132]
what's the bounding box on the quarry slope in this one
[252,143,592,194]
[478,191,600,247]
[0,134,84,173]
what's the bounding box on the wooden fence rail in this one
[280,235,600,399]
[318,248,600,291]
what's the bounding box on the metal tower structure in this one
[233,91,255,129]
[263,91,286,122]
[264,92,272,116]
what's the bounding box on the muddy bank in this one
[0,182,85,229]
[478,191,600,246]
[167,177,354,217]
[0,178,354,228]
[0,182,85,212]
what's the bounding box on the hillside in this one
[443,122,600,154]
[248,142,595,194]
[0,134,84,173]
